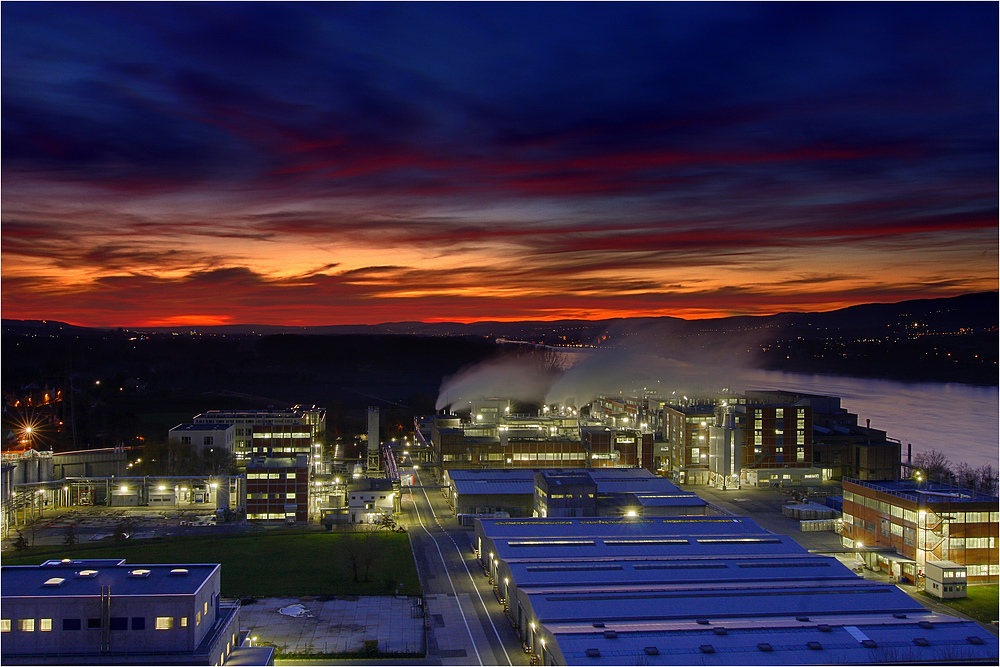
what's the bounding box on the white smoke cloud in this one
[435,354,555,411]
[436,328,761,411]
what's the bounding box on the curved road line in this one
[411,472,514,666]
[410,483,484,665]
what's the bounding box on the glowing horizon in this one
[3,4,997,328]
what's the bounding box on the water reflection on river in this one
[744,371,999,470]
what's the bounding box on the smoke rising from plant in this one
[434,353,558,411]
[437,323,765,411]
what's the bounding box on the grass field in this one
[3,529,421,598]
[925,584,1000,625]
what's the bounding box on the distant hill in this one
[6,291,993,342]
[3,292,996,386]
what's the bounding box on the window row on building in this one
[1,611,208,633]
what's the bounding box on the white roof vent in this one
[169,568,189,576]
[43,577,66,586]
[129,569,151,577]
[76,570,99,578]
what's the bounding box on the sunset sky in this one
[3,2,997,327]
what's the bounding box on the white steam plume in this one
[435,355,555,411]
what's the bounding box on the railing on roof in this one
[845,478,997,503]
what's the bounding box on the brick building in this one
[842,479,999,583]
[245,456,309,523]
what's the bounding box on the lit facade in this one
[1,559,251,665]
[842,479,999,583]
[245,456,309,523]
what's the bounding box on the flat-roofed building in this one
[0,558,264,665]
[746,390,901,480]
[443,468,707,521]
[245,456,309,523]
[346,477,397,524]
[580,427,653,470]
[249,424,312,460]
[193,409,313,467]
[168,424,236,464]
[661,403,717,484]
[473,517,998,666]
[842,478,999,583]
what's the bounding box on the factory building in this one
[245,455,309,523]
[442,468,707,521]
[660,403,717,484]
[193,407,324,468]
[842,478,999,583]
[473,517,998,666]
[0,559,269,665]
[745,390,901,480]
[168,424,236,462]
[249,424,312,460]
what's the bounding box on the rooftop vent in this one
[918,621,934,629]
[696,618,710,625]
[168,568,189,576]
[913,638,930,647]
[129,569,151,577]
[644,647,659,656]
[807,642,823,650]
[818,624,832,632]
[699,645,715,654]
[75,570,98,578]
[893,613,907,619]
[592,622,605,628]
[585,648,601,658]
[861,639,878,648]
[603,630,617,639]
[42,577,65,587]
[757,643,773,652]
[796,616,810,622]
[713,627,727,636]
[967,636,985,645]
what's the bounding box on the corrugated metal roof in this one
[454,479,535,496]
[552,615,998,665]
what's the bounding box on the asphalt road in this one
[402,468,529,667]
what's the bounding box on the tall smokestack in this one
[367,406,380,451]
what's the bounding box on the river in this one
[741,371,999,470]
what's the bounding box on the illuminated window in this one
[204,601,209,615]
[18,619,35,632]
[1,620,10,632]
[155,617,173,630]
[796,447,805,462]
[39,619,52,632]
[180,617,188,627]
[196,611,202,625]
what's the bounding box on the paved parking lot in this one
[239,596,425,656]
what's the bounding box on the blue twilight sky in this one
[2,2,997,326]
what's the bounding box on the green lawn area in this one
[3,529,421,598]
[934,584,999,625]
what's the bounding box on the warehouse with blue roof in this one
[473,517,999,665]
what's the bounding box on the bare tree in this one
[955,461,978,489]
[975,464,998,495]
[340,522,386,583]
[912,449,952,483]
